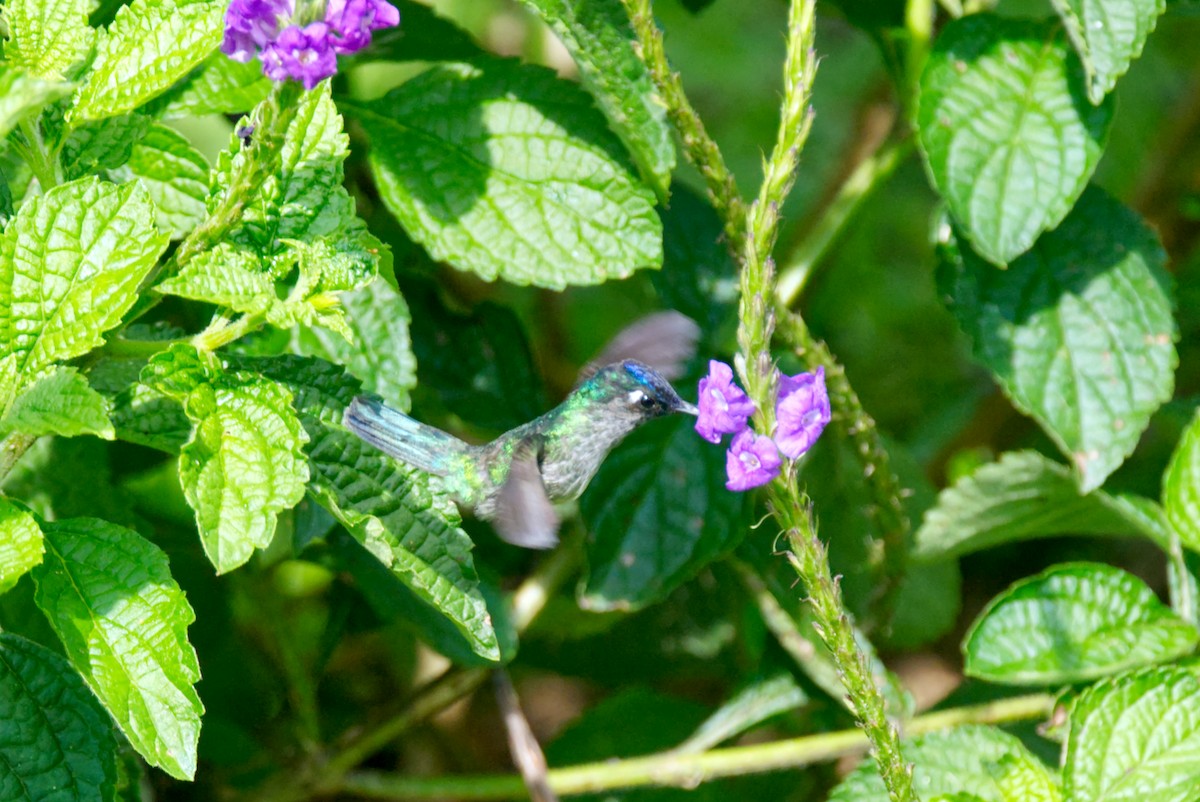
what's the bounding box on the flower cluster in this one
[694,360,830,491]
[221,0,399,89]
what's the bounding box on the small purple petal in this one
[695,360,756,444]
[261,22,338,89]
[325,0,400,54]
[221,0,293,61]
[774,366,831,459]
[725,429,781,491]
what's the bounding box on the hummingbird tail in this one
[343,396,467,475]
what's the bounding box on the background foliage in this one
[2,0,1200,800]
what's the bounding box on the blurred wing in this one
[580,310,700,382]
[494,449,560,549]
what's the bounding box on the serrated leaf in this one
[157,51,271,119]
[60,113,152,179]
[32,517,203,780]
[0,633,118,801]
[581,417,746,611]
[830,725,1060,802]
[155,244,274,314]
[0,498,43,595]
[0,177,169,378]
[1,0,94,80]
[68,0,224,123]
[964,562,1198,684]
[517,0,675,197]
[109,123,209,239]
[1064,666,1200,802]
[0,366,114,439]
[0,65,74,140]
[292,277,417,411]
[232,354,500,662]
[1052,0,1166,104]
[111,382,192,453]
[673,672,808,754]
[917,15,1113,264]
[1164,406,1200,553]
[915,451,1167,560]
[356,59,662,289]
[938,187,1176,491]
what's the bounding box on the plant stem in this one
[192,312,266,352]
[620,0,746,254]
[335,693,1054,800]
[17,118,59,191]
[775,138,912,307]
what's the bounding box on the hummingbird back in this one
[343,396,470,477]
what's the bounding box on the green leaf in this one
[517,0,675,197]
[60,113,152,179]
[1064,666,1200,802]
[917,15,1113,265]
[32,517,203,780]
[109,123,209,239]
[1164,406,1200,553]
[0,65,74,140]
[355,59,662,289]
[0,633,118,800]
[1052,0,1166,104]
[362,1,486,63]
[0,177,169,378]
[938,187,1176,491]
[915,451,1167,560]
[155,244,275,315]
[0,0,94,80]
[1,436,140,527]
[111,382,192,453]
[964,562,1198,684]
[234,354,500,662]
[581,417,746,611]
[0,366,114,439]
[830,725,1060,802]
[654,184,739,331]
[0,499,42,595]
[292,277,417,411]
[673,672,808,754]
[145,346,310,573]
[157,51,271,119]
[68,0,224,123]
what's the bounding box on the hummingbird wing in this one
[579,310,700,383]
[493,447,560,549]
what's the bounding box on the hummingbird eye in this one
[628,390,657,411]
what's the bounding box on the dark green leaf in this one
[0,436,140,527]
[964,562,1198,684]
[0,498,42,595]
[938,187,1176,492]
[1051,0,1166,103]
[918,15,1112,264]
[355,59,662,288]
[0,633,118,801]
[359,1,486,63]
[33,517,204,780]
[654,184,738,332]
[673,672,808,754]
[60,113,152,179]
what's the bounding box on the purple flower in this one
[725,430,782,491]
[261,22,338,90]
[695,360,756,444]
[221,0,293,62]
[325,0,400,54]
[774,366,830,459]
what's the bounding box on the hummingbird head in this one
[590,359,699,421]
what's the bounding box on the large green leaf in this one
[236,355,500,662]
[1051,0,1166,103]
[0,0,94,80]
[917,15,1112,265]
[0,177,168,378]
[68,0,224,123]
[1064,666,1200,802]
[580,416,746,611]
[938,188,1176,492]
[60,113,152,180]
[829,725,1060,802]
[32,517,203,780]
[964,562,1198,684]
[109,123,209,239]
[1164,406,1200,553]
[157,52,271,119]
[0,366,114,439]
[0,633,118,801]
[517,0,675,197]
[0,499,42,595]
[361,1,485,63]
[914,451,1166,560]
[0,65,73,140]
[355,59,662,289]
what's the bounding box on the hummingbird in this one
[343,311,700,549]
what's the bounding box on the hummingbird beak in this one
[676,400,699,416]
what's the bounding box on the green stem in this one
[335,694,1054,800]
[620,0,746,254]
[17,117,58,191]
[775,138,912,307]
[192,312,265,352]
